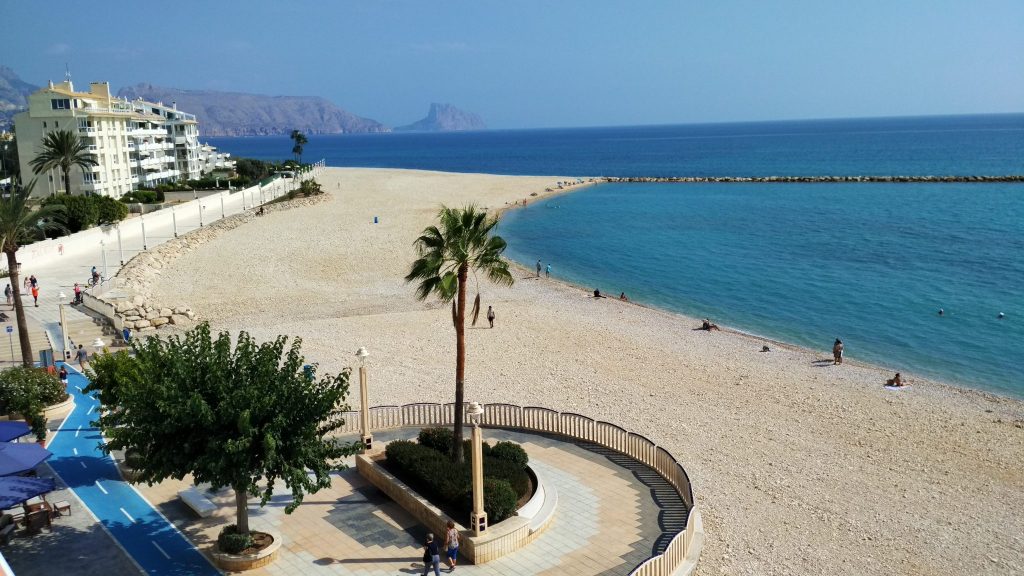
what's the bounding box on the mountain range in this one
[0,68,485,135]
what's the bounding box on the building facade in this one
[14,80,228,198]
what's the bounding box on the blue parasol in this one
[0,476,57,509]
[0,422,31,443]
[0,442,52,477]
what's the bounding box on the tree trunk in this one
[452,262,468,464]
[5,250,33,366]
[234,486,249,535]
[63,165,71,195]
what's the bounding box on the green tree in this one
[95,195,128,225]
[89,323,359,536]
[405,206,514,463]
[0,367,67,440]
[0,179,64,366]
[289,130,308,165]
[27,129,98,195]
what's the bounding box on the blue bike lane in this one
[47,363,221,576]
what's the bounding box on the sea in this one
[208,114,1024,397]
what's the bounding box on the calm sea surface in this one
[209,115,1024,396]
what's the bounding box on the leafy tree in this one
[42,194,127,232]
[289,130,308,165]
[405,206,514,463]
[0,179,64,365]
[90,323,360,536]
[0,367,68,440]
[0,137,19,181]
[95,195,128,225]
[27,129,98,195]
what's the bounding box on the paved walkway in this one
[136,428,687,576]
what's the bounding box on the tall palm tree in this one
[406,205,514,463]
[0,179,64,366]
[290,130,308,165]
[28,129,98,195]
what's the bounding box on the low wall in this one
[340,403,702,575]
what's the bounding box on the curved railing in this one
[335,402,702,576]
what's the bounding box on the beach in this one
[151,168,1024,576]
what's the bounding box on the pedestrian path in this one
[46,364,221,576]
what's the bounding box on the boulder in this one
[169,314,190,325]
[124,315,142,322]
[151,317,169,327]
[145,311,160,320]
[159,308,172,317]
[115,301,133,313]
[132,295,145,306]
[174,307,188,314]
[186,311,196,320]
[134,319,152,329]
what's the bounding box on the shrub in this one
[121,190,160,204]
[96,195,128,224]
[483,457,530,499]
[490,441,529,468]
[481,479,518,523]
[44,194,128,232]
[0,367,68,440]
[418,427,454,455]
[84,350,142,409]
[300,180,323,196]
[217,525,253,554]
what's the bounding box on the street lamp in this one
[92,337,106,359]
[467,401,487,535]
[356,347,372,450]
[57,294,69,359]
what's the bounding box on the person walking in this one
[536,259,542,278]
[486,305,495,328]
[76,344,88,369]
[30,284,39,307]
[421,533,441,576]
[73,283,82,305]
[832,338,844,365]
[3,284,10,307]
[29,275,37,289]
[444,520,461,570]
[545,263,551,277]
[58,365,69,385]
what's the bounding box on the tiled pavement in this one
[136,428,686,576]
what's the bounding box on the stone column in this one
[359,365,372,451]
[470,422,487,535]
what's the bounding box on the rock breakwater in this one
[603,175,1024,183]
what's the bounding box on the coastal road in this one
[47,363,221,576]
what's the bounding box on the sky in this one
[2,0,1022,129]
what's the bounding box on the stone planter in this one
[211,529,281,572]
[43,395,75,421]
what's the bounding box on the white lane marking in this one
[80,462,87,469]
[72,448,78,455]
[87,405,93,415]
[120,508,136,523]
[152,541,171,559]
[75,386,82,392]
[95,480,108,495]
[75,426,82,437]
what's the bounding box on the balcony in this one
[80,181,107,192]
[128,127,166,137]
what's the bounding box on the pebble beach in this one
[150,168,1024,576]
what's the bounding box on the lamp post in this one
[58,293,69,359]
[140,214,148,251]
[116,224,124,265]
[466,401,487,535]
[100,240,108,282]
[92,337,106,360]
[356,347,372,450]
[171,206,178,237]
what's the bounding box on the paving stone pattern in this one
[135,428,685,576]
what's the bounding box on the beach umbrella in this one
[0,476,56,509]
[0,422,31,443]
[0,443,52,477]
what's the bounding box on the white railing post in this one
[140,214,147,250]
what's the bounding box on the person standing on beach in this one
[487,305,495,328]
[832,338,844,365]
[536,259,542,277]
[546,263,551,277]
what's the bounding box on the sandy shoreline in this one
[152,168,1023,575]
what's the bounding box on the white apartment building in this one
[14,80,221,198]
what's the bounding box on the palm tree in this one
[406,206,514,463]
[290,130,308,165]
[0,179,64,366]
[28,129,98,195]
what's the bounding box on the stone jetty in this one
[602,175,1024,183]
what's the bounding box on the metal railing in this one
[335,401,701,575]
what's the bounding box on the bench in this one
[178,487,217,518]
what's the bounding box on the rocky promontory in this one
[395,103,486,132]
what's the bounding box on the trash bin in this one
[303,364,315,381]
[38,349,54,368]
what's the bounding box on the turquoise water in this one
[500,182,1024,397]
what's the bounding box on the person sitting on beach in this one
[619,292,628,301]
[886,372,905,387]
[701,318,720,331]
[593,289,604,298]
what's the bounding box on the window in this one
[50,98,71,110]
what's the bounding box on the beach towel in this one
[884,385,911,391]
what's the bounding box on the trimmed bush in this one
[483,457,530,499]
[418,427,454,455]
[481,479,518,523]
[490,441,529,468]
[0,367,68,440]
[217,525,253,554]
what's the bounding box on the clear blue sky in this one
[2,0,1022,129]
